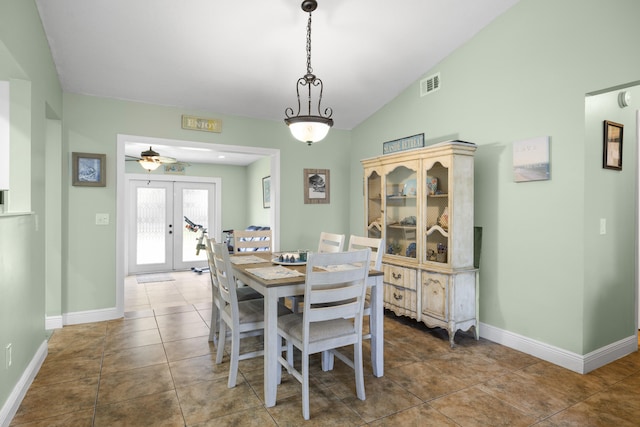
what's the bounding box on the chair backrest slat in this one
[233,229,272,253]
[317,232,345,253]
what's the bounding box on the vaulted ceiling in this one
[36,0,520,163]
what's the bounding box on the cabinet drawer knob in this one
[393,292,403,301]
[392,272,402,280]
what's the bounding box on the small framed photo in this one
[72,152,106,187]
[304,168,330,204]
[262,176,271,209]
[603,120,623,171]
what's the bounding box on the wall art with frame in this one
[303,168,330,204]
[603,120,623,171]
[72,152,106,187]
[262,176,271,209]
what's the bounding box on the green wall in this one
[246,156,271,227]
[62,92,351,313]
[0,0,62,415]
[350,0,640,354]
[584,87,639,351]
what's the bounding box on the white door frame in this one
[116,134,281,316]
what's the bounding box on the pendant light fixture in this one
[284,0,333,145]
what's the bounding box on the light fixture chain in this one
[306,13,313,74]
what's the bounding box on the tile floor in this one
[9,271,640,426]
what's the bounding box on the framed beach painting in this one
[72,152,106,187]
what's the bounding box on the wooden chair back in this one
[302,249,371,350]
[211,242,240,322]
[233,228,272,253]
[347,235,384,271]
[317,231,345,253]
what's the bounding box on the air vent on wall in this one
[420,72,440,97]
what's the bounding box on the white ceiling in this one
[36,0,520,165]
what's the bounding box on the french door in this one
[128,179,216,274]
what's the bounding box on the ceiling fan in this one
[126,146,180,171]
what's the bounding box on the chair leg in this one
[227,328,240,388]
[321,350,334,371]
[354,342,365,401]
[302,349,310,420]
[209,304,219,344]
[286,340,294,373]
[216,321,226,364]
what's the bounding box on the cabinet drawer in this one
[421,272,449,320]
[384,283,417,317]
[383,264,417,290]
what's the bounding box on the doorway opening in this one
[116,134,281,316]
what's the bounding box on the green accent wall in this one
[0,0,62,413]
[350,0,640,354]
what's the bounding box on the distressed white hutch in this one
[361,140,478,346]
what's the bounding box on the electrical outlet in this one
[600,218,606,235]
[6,343,11,369]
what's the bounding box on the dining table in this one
[229,251,384,408]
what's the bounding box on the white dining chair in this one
[277,248,371,420]
[317,231,345,253]
[290,231,346,313]
[212,242,290,388]
[206,238,262,345]
[233,228,272,253]
[321,235,384,371]
[348,235,384,336]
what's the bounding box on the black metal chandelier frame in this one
[284,0,333,144]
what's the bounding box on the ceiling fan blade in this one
[157,156,177,164]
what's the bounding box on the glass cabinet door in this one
[385,164,417,259]
[424,161,449,265]
[366,170,382,239]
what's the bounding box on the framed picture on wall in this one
[262,176,271,208]
[72,152,106,187]
[603,120,623,171]
[304,168,330,204]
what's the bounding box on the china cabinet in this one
[361,141,478,346]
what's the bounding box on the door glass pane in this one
[182,188,209,263]
[136,187,166,265]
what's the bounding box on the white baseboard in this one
[45,315,63,330]
[479,322,637,374]
[62,307,123,325]
[0,340,47,427]
[583,334,638,373]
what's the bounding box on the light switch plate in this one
[96,213,110,225]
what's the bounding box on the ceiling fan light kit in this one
[138,159,161,171]
[284,0,333,146]
[127,146,178,171]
